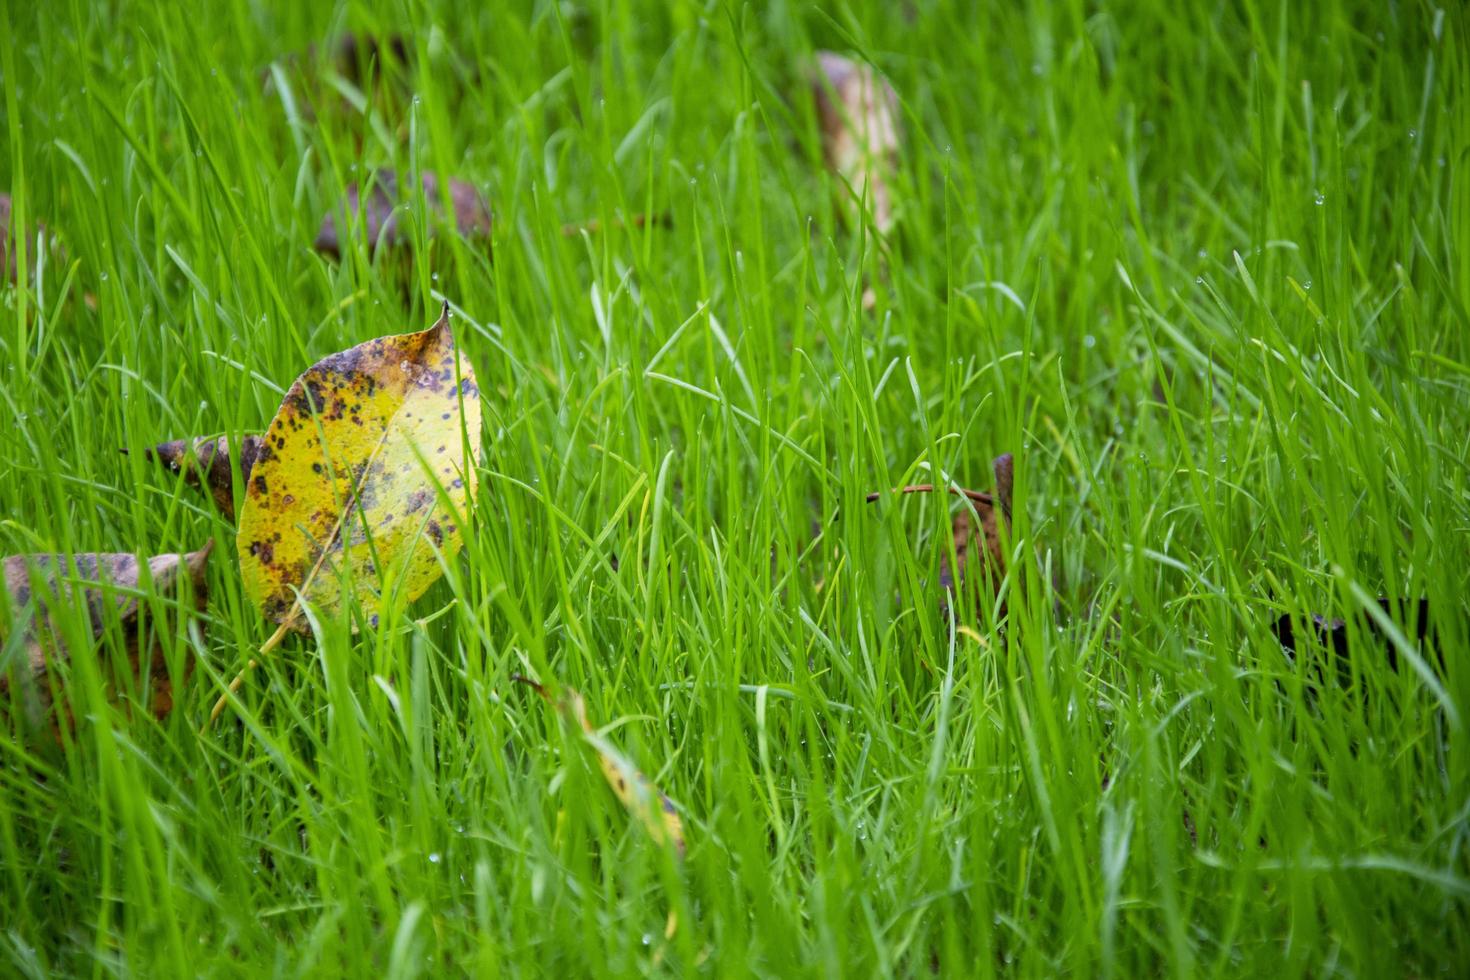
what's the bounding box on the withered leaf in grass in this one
[867,453,1014,611]
[811,52,901,235]
[1272,597,1442,685]
[315,170,492,258]
[0,545,212,729]
[515,676,686,858]
[237,304,480,633]
[333,32,411,85]
[146,435,264,521]
[237,304,481,631]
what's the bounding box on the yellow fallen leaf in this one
[237,303,480,629]
[209,305,480,727]
[516,676,686,858]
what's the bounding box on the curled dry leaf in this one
[812,51,900,235]
[146,435,264,521]
[0,545,213,730]
[236,304,481,631]
[867,453,1014,611]
[515,676,686,858]
[315,170,492,258]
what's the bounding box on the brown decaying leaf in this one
[265,32,409,87]
[812,51,900,235]
[1272,597,1442,686]
[333,32,410,85]
[514,676,686,858]
[0,545,213,731]
[867,454,1014,609]
[145,436,264,521]
[314,170,492,258]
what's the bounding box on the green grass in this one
[2,0,1468,975]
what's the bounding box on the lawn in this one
[2,1,1467,975]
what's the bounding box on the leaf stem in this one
[202,620,291,732]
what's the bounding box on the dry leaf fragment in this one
[812,51,900,234]
[1272,596,1442,685]
[0,545,212,728]
[333,32,411,85]
[145,435,264,521]
[315,170,492,258]
[867,453,1014,610]
[515,676,686,858]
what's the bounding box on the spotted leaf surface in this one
[236,306,481,629]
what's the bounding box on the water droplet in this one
[1408,129,1417,141]
[1083,334,1096,349]
[428,852,441,864]
[99,272,108,281]
[431,272,439,281]
[1195,276,1204,284]
[1313,191,1324,205]
[1303,280,1312,290]
[641,933,653,946]
[1197,248,1208,259]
